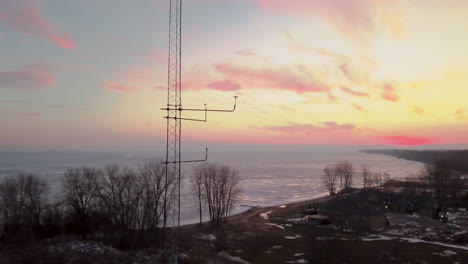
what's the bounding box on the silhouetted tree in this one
[96,165,143,230]
[195,164,241,223]
[322,165,338,195]
[139,161,167,230]
[361,164,372,188]
[0,173,49,238]
[423,159,462,205]
[335,162,354,189]
[191,165,204,224]
[62,167,101,237]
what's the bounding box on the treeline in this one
[0,162,175,249]
[362,149,468,173]
[0,161,241,249]
[420,159,467,209]
[322,162,390,195]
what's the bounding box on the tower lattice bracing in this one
[164,0,182,261]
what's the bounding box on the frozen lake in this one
[0,147,424,224]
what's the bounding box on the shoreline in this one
[180,193,332,229]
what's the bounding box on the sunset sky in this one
[1,0,468,151]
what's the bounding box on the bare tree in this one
[139,161,167,230]
[191,165,204,224]
[195,163,241,223]
[322,165,338,195]
[361,164,372,188]
[0,176,22,232]
[96,165,143,230]
[19,173,49,227]
[340,162,354,189]
[423,159,462,205]
[218,165,241,220]
[62,167,101,219]
[0,173,49,236]
[372,173,383,189]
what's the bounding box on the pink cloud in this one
[0,64,56,90]
[340,86,369,97]
[0,0,76,50]
[106,66,164,93]
[213,63,329,94]
[104,81,139,92]
[258,0,405,46]
[310,46,378,85]
[253,121,355,135]
[379,136,432,146]
[380,83,400,102]
[207,80,242,91]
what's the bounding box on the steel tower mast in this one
[162,0,237,262]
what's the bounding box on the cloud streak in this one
[341,86,369,97]
[380,83,400,102]
[0,64,56,90]
[379,136,432,146]
[207,80,242,91]
[253,121,355,135]
[214,63,329,94]
[104,81,139,93]
[258,0,406,46]
[0,0,76,49]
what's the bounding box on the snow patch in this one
[286,218,303,222]
[266,223,285,229]
[195,234,217,241]
[400,237,468,251]
[361,235,392,241]
[279,205,286,208]
[218,251,250,264]
[285,236,297,240]
[260,210,273,220]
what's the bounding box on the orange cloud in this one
[351,103,367,112]
[412,105,424,115]
[454,108,468,120]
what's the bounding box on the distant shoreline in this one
[362,149,468,173]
